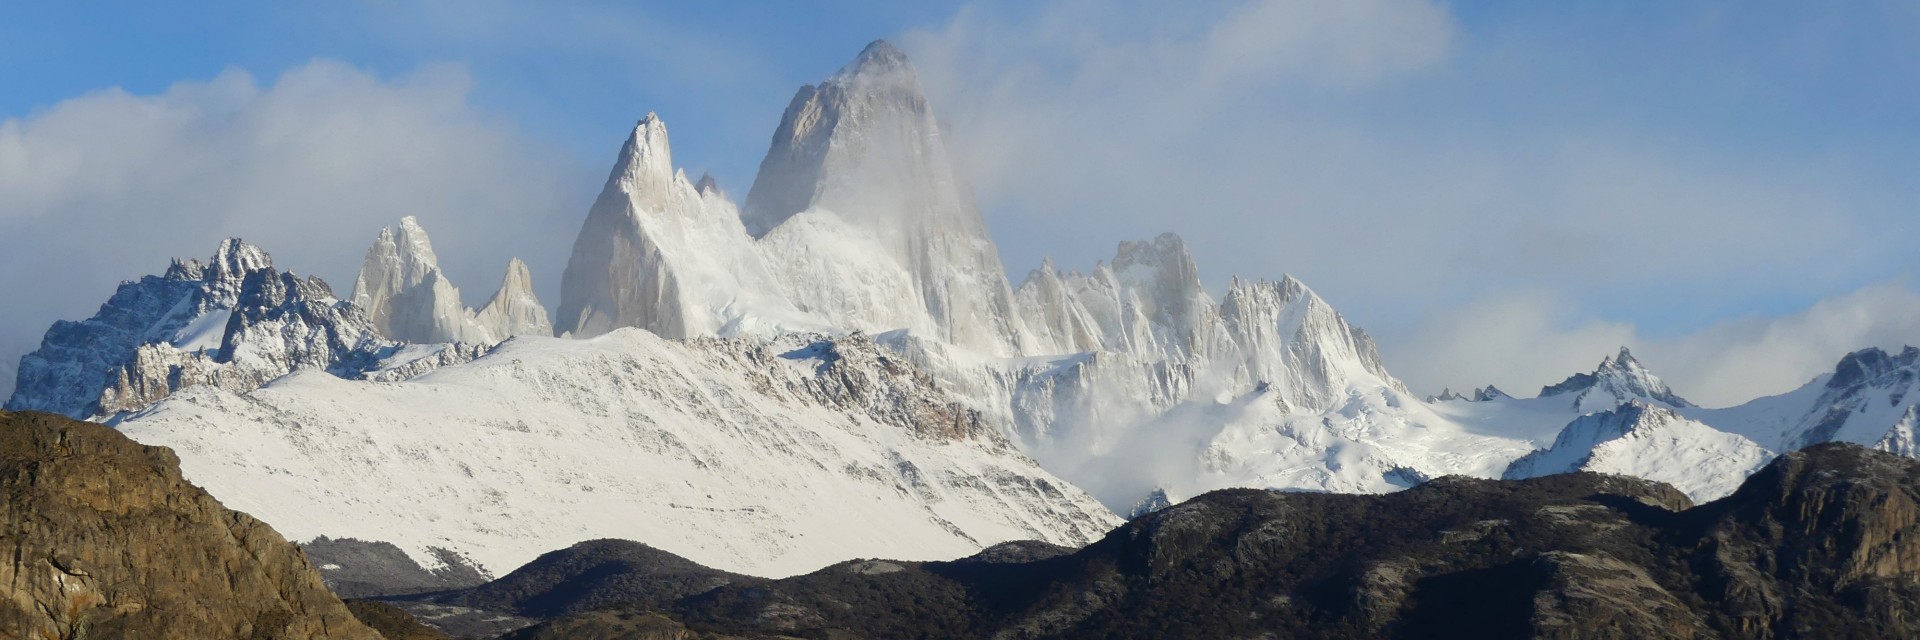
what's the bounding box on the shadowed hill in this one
[462,444,1920,639]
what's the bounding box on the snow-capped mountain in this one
[1538,347,1694,413]
[117,330,1119,578]
[5,239,477,419]
[22,38,1920,587]
[351,217,552,344]
[1504,401,1772,501]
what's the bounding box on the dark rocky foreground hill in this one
[417,443,1920,639]
[0,410,383,639]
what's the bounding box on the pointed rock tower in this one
[744,40,1028,356]
[556,113,802,340]
[352,217,550,344]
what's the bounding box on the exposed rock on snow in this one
[6,239,484,419]
[1695,346,1920,459]
[1539,347,1693,413]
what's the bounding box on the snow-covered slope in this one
[116,330,1119,578]
[351,217,552,344]
[1504,401,1772,502]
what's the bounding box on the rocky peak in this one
[352,217,471,344]
[743,40,957,236]
[475,258,553,340]
[693,171,720,197]
[1827,345,1920,392]
[1540,346,1692,411]
[196,238,275,303]
[1473,385,1511,402]
[612,113,678,210]
[830,39,914,85]
[354,218,551,345]
[209,237,274,283]
[1217,275,1411,407]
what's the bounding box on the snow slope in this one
[1504,401,1772,502]
[116,330,1119,578]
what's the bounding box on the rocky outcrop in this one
[0,410,380,639]
[455,443,1920,639]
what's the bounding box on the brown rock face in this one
[0,410,381,640]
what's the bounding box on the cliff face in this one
[0,410,381,640]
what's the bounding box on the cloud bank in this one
[0,60,584,399]
[1389,282,1920,408]
[902,0,1919,407]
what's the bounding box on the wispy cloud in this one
[0,60,582,398]
[1386,281,1920,408]
[901,0,1918,406]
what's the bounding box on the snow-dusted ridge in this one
[1504,401,1772,502]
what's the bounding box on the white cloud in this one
[1387,281,1920,408]
[0,60,585,394]
[900,0,1916,408]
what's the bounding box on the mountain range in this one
[9,39,1920,595]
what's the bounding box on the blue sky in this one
[3,1,1918,404]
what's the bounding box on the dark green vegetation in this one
[424,539,764,619]
[344,600,453,640]
[418,443,1920,639]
